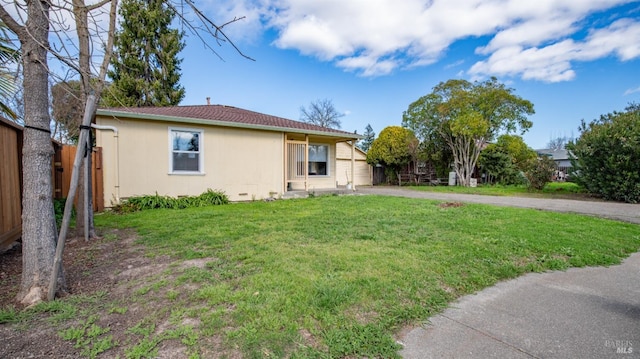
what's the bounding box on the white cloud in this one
[206,0,640,80]
[625,86,640,95]
[444,60,465,69]
[336,54,399,77]
[469,18,640,82]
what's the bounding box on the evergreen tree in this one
[359,124,375,152]
[104,0,185,107]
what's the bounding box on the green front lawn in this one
[408,181,588,198]
[88,195,639,358]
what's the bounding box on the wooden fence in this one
[0,117,104,250]
[58,145,104,212]
[0,118,23,250]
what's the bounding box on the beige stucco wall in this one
[95,116,352,203]
[96,116,286,203]
[335,142,372,186]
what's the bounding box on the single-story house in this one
[94,105,368,204]
[536,148,574,181]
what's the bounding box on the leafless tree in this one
[300,98,344,129]
[546,136,574,150]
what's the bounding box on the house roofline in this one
[96,109,363,141]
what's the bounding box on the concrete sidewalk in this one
[399,252,640,358]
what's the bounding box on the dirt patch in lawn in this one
[0,228,213,358]
[438,202,464,209]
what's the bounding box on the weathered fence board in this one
[0,118,23,250]
[0,117,104,250]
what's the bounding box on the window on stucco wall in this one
[170,127,203,173]
[309,144,329,176]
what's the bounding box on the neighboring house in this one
[536,148,573,171]
[94,105,366,204]
[536,148,573,181]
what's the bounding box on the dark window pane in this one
[309,161,327,176]
[173,153,199,171]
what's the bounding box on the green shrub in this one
[479,135,536,186]
[524,156,555,190]
[54,198,75,229]
[567,103,640,203]
[112,189,228,213]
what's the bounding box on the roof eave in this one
[96,109,363,140]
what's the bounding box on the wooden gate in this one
[59,146,104,212]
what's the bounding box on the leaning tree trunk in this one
[73,0,97,241]
[15,0,65,306]
[75,146,97,240]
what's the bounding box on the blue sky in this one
[176,0,640,149]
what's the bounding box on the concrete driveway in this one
[356,186,640,358]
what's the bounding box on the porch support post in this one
[351,140,356,191]
[304,134,309,191]
[283,133,287,193]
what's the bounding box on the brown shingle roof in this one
[97,105,360,138]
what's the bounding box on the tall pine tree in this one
[359,124,375,152]
[104,0,185,107]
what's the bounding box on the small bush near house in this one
[525,156,556,190]
[113,189,228,213]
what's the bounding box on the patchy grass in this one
[2,195,638,358]
[92,195,639,358]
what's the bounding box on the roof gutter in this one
[96,109,363,140]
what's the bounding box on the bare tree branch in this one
[300,98,344,129]
[180,0,255,61]
[86,0,111,12]
[0,5,26,37]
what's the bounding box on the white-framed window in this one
[169,127,203,174]
[308,144,329,176]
